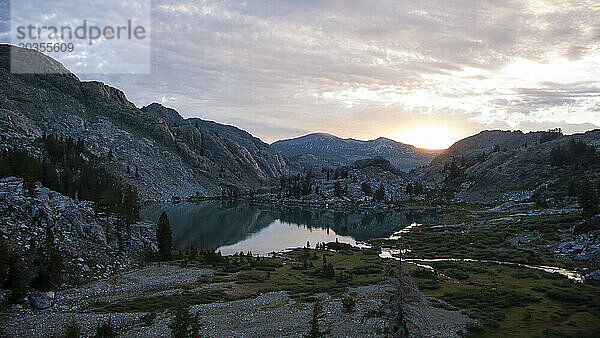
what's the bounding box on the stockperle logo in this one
[10,0,151,74]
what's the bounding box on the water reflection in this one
[218,220,357,255]
[140,200,439,255]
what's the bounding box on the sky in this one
[1,0,600,149]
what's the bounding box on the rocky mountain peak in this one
[141,103,184,126]
[272,132,439,171]
[0,44,74,76]
[81,81,137,110]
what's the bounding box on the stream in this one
[379,223,586,283]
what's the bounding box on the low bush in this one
[140,312,156,327]
[442,288,538,310]
[341,296,356,312]
[418,280,441,290]
[95,318,116,337]
[545,288,589,304]
[237,271,267,283]
[410,267,437,279]
[62,318,81,338]
[510,270,540,279]
[351,263,382,275]
[443,268,470,280]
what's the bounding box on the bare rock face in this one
[0,109,41,139]
[0,177,157,285]
[0,44,288,201]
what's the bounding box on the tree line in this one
[551,139,600,166]
[0,134,141,223]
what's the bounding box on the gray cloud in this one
[3,0,600,144]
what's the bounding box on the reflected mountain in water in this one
[141,201,439,253]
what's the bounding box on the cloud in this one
[5,0,600,144]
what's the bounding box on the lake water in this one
[141,200,439,255]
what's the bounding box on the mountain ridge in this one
[271,132,440,171]
[0,44,288,200]
[418,128,600,203]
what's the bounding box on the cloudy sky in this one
[2,0,600,148]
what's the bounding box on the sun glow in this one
[392,126,461,150]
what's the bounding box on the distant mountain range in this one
[271,133,441,171]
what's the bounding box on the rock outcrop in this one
[0,177,157,285]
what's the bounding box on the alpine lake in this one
[141,200,439,255]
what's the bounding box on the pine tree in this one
[361,182,372,196]
[0,235,10,286]
[31,226,63,290]
[374,183,385,202]
[169,304,201,338]
[7,255,26,302]
[122,185,141,225]
[23,157,38,197]
[41,163,59,191]
[0,237,10,285]
[157,211,173,261]
[48,246,63,288]
[333,181,343,198]
[0,154,10,178]
[308,301,328,337]
[99,188,115,227]
[32,265,52,291]
[414,181,423,195]
[579,179,599,218]
[323,263,335,278]
[95,318,116,337]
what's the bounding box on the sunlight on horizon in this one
[392,126,461,150]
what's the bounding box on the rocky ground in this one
[0,265,212,337]
[0,264,471,337]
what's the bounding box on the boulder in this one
[489,201,516,212]
[0,289,8,305]
[586,269,600,286]
[573,215,600,235]
[30,291,53,309]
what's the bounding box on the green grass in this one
[406,261,600,337]
[231,248,385,300]
[396,210,600,336]
[392,212,596,271]
[93,247,386,313]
